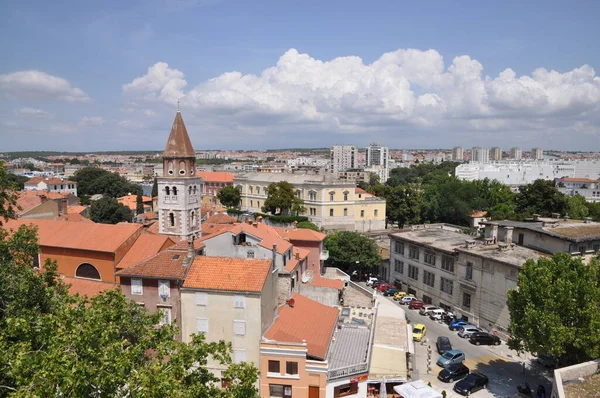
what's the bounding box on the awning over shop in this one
[393,380,443,398]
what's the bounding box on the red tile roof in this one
[25,177,76,185]
[64,276,116,297]
[201,223,234,236]
[355,187,367,194]
[195,171,234,183]
[470,210,488,218]
[264,294,338,360]
[309,274,345,290]
[115,249,189,279]
[183,256,272,292]
[274,227,326,242]
[205,213,237,224]
[117,194,153,211]
[560,177,598,183]
[163,112,196,158]
[67,205,87,215]
[201,222,292,254]
[145,221,160,234]
[14,191,45,214]
[3,219,142,253]
[117,234,176,269]
[283,258,299,273]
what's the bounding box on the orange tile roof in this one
[274,226,326,242]
[195,171,234,183]
[117,234,176,269]
[560,177,598,183]
[171,239,206,251]
[202,222,292,254]
[14,191,45,214]
[264,294,338,360]
[201,223,234,236]
[3,219,142,253]
[205,213,237,224]
[64,276,116,297]
[145,220,160,234]
[67,205,87,215]
[138,211,157,220]
[283,258,299,272]
[309,274,345,290]
[63,212,94,223]
[355,187,367,194]
[115,249,189,279]
[117,194,153,211]
[25,177,76,185]
[183,256,272,292]
[470,210,488,218]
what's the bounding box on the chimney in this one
[293,220,298,229]
[257,216,263,223]
[272,244,277,271]
[183,237,196,267]
[247,218,253,225]
[483,222,498,243]
[295,250,300,260]
[498,226,513,244]
[532,214,541,221]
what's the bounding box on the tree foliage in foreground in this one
[0,224,260,398]
[507,253,600,365]
[324,231,381,272]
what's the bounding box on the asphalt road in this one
[376,289,554,397]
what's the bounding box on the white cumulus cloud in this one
[0,70,91,102]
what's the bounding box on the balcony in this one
[320,250,329,261]
[163,195,178,204]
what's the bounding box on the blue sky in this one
[1,0,599,152]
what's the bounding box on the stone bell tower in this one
[157,111,201,240]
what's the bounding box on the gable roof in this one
[14,191,45,215]
[64,276,116,297]
[115,248,189,280]
[201,222,292,254]
[195,171,234,183]
[274,226,326,242]
[183,256,272,292]
[163,111,195,158]
[205,213,237,224]
[25,177,76,185]
[117,234,176,269]
[309,274,345,290]
[559,177,598,183]
[355,187,367,194]
[3,219,142,253]
[264,294,339,360]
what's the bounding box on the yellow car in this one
[393,291,408,301]
[412,324,427,342]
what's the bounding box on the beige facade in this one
[234,171,386,232]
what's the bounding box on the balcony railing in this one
[327,363,369,380]
[163,195,178,203]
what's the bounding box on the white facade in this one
[456,159,600,186]
[366,143,390,183]
[510,147,522,160]
[24,177,78,196]
[490,147,502,161]
[452,147,464,161]
[532,148,544,160]
[330,145,357,172]
[471,147,490,163]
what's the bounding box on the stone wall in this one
[551,359,600,398]
[344,280,374,308]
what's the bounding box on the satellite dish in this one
[286,298,295,307]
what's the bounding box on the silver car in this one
[458,326,483,338]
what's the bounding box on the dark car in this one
[469,332,501,346]
[436,336,453,355]
[408,299,424,309]
[438,363,470,383]
[453,373,489,396]
[383,288,401,297]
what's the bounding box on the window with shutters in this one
[195,292,207,306]
[196,317,208,333]
[268,360,280,374]
[233,295,246,309]
[233,320,246,336]
[234,349,246,364]
[131,279,143,295]
[285,361,298,375]
[158,280,170,298]
[158,307,171,325]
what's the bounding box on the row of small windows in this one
[167,161,194,176]
[164,186,199,196]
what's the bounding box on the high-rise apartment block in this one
[329,145,357,172]
[532,148,544,160]
[365,142,390,183]
[490,147,502,161]
[452,147,464,161]
[510,147,522,160]
[471,147,490,163]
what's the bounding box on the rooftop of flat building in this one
[327,325,371,370]
[499,220,600,242]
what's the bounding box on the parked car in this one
[393,291,408,301]
[453,372,489,396]
[436,336,453,355]
[412,324,427,342]
[469,332,501,346]
[419,305,438,316]
[366,277,379,286]
[436,349,466,368]
[458,326,483,339]
[449,320,471,331]
[372,280,384,289]
[383,288,401,297]
[400,296,417,305]
[378,283,396,292]
[429,308,446,320]
[437,363,470,383]
[408,299,424,309]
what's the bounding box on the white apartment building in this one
[471,147,490,163]
[330,145,357,172]
[556,177,600,203]
[456,159,600,187]
[531,148,544,160]
[510,147,522,160]
[366,143,390,183]
[452,147,464,162]
[490,147,502,161]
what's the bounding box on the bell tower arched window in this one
[165,186,170,195]
[169,212,175,227]
[172,187,178,196]
[75,263,101,280]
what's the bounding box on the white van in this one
[429,308,445,320]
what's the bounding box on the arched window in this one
[189,186,192,195]
[179,161,186,175]
[343,191,349,201]
[193,185,197,194]
[75,263,101,280]
[165,186,170,195]
[168,161,174,175]
[191,211,195,226]
[256,186,260,195]
[173,187,178,196]
[169,212,175,227]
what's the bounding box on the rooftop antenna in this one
[177,99,180,112]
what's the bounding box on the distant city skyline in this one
[1,1,599,152]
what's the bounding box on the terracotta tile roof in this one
[264,294,339,360]
[44,191,71,200]
[63,212,94,223]
[205,213,237,224]
[202,222,292,254]
[309,274,345,290]
[25,177,76,185]
[3,219,142,253]
[145,221,160,234]
[283,258,299,272]
[117,234,176,269]
[470,210,488,218]
[183,256,272,292]
[201,223,234,236]
[296,247,310,259]
[163,112,195,158]
[560,177,598,183]
[64,276,116,297]
[138,211,157,220]
[117,194,153,211]
[195,171,234,183]
[14,191,45,214]
[171,239,205,251]
[115,249,189,279]
[67,205,87,215]
[274,227,326,242]
[355,187,367,194]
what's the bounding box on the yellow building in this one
[234,171,386,231]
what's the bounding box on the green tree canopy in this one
[90,197,133,224]
[218,185,242,209]
[0,162,20,225]
[507,253,600,365]
[262,181,303,216]
[385,185,422,228]
[136,194,144,215]
[296,221,320,231]
[74,166,142,198]
[515,179,568,217]
[151,177,158,197]
[324,231,381,273]
[567,194,589,220]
